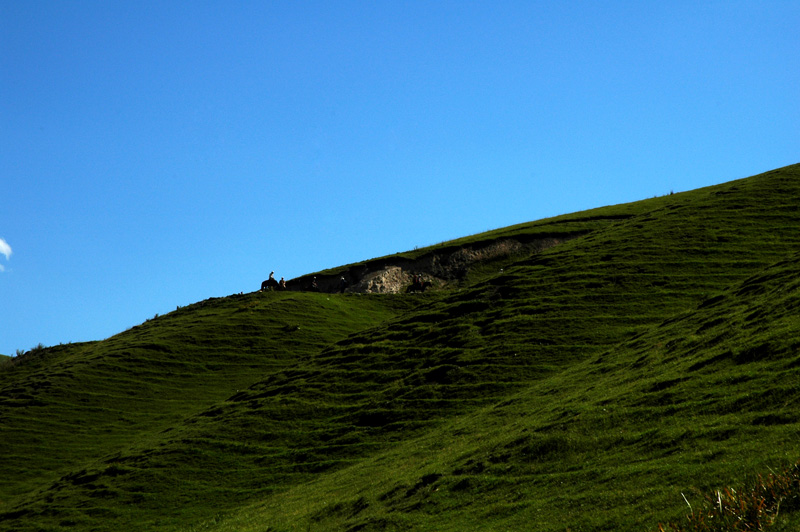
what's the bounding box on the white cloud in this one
[0,238,11,261]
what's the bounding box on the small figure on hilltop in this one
[261,271,279,291]
[279,277,286,290]
[407,273,432,293]
[310,277,319,292]
[339,276,348,293]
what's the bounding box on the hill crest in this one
[2,163,799,531]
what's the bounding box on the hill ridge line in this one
[285,231,591,294]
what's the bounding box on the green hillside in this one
[2,164,799,531]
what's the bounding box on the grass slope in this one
[213,249,800,531]
[1,163,799,531]
[0,293,414,527]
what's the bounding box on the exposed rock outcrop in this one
[285,233,584,294]
[351,266,410,294]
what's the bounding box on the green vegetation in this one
[657,461,800,531]
[2,164,799,531]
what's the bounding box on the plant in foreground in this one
[658,461,800,531]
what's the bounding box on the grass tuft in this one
[659,462,800,531]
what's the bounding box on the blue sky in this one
[1,1,798,356]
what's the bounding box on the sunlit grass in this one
[2,164,800,531]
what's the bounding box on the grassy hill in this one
[2,163,799,531]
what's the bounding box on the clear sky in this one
[1,1,798,356]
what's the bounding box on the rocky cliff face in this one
[284,233,582,294]
[350,266,408,293]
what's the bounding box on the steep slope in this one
[216,249,800,531]
[1,164,799,531]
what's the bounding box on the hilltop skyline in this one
[2,1,799,355]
